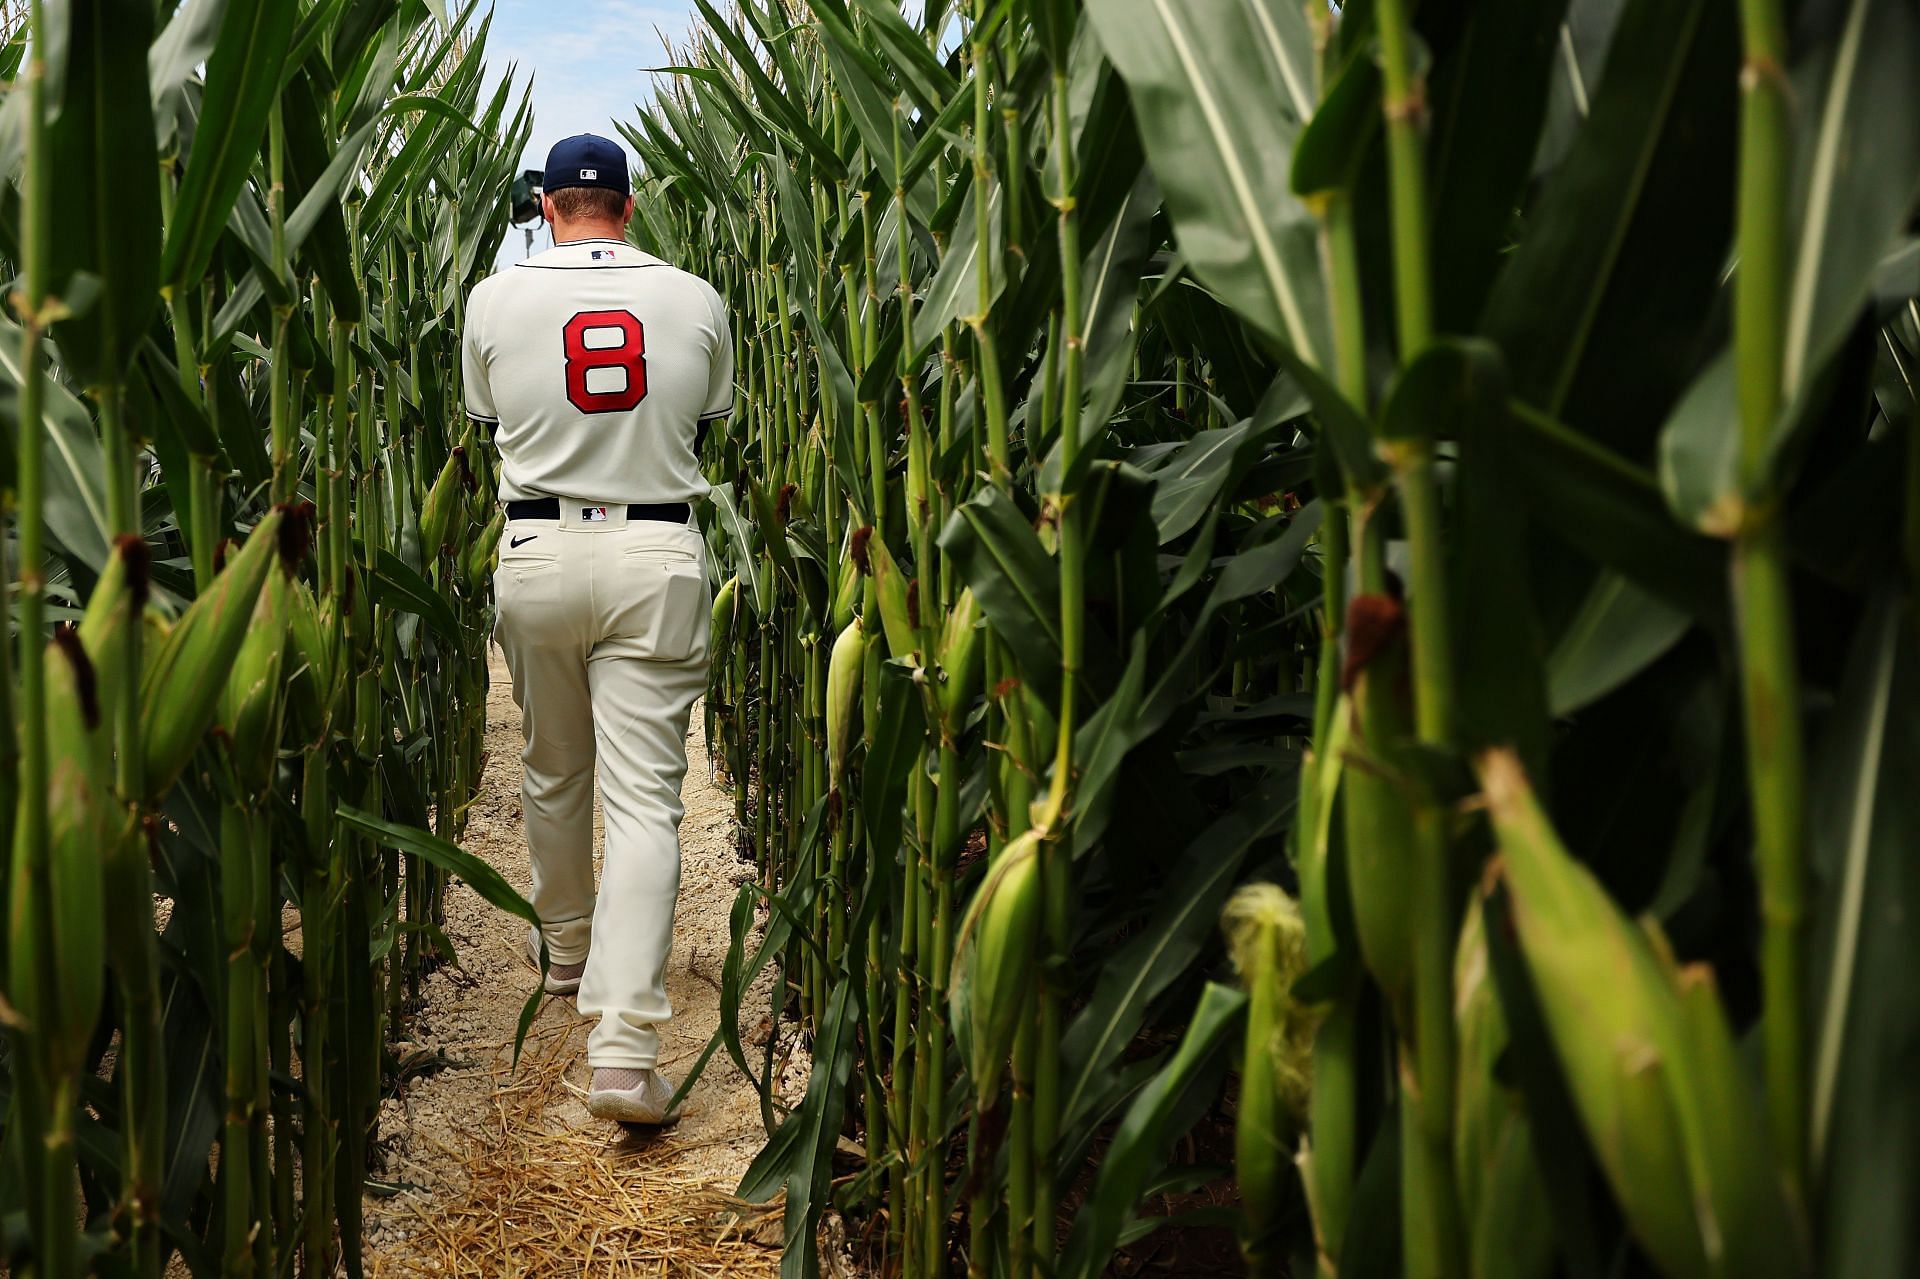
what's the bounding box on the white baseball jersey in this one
[462,238,734,505]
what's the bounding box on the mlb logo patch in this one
[581,168,598,180]
[592,249,616,261]
[582,506,610,522]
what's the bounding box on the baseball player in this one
[462,134,732,1124]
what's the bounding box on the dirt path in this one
[362,646,799,1277]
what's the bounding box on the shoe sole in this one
[586,1091,682,1125]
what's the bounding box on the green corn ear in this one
[1663,959,1807,1278]
[1296,697,1357,1269]
[139,507,288,799]
[748,478,798,585]
[1454,896,1502,1217]
[77,534,151,730]
[1341,593,1416,1005]
[711,574,739,654]
[416,446,466,557]
[140,609,174,679]
[865,531,918,661]
[826,618,866,789]
[46,628,111,1041]
[1462,1118,1556,1279]
[1222,883,1316,1278]
[9,630,112,1078]
[937,587,984,726]
[801,440,825,514]
[952,830,1042,1101]
[1477,748,1714,1279]
[218,571,291,792]
[1453,897,1554,1279]
[831,548,861,635]
[283,578,336,736]
[463,442,490,533]
[465,508,505,586]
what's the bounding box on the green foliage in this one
[0,4,532,1275]
[635,1,1920,1277]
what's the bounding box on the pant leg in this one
[493,529,598,964]
[576,523,711,1068]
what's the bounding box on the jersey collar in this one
[520,238,666,269]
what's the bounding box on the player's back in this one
[463,239,733,506]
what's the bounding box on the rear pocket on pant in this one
[496,544,563,618]
[617,548,707,661]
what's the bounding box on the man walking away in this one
[462,134,733,1124]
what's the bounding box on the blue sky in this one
[480,0,702,264]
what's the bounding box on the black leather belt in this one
[504,499,691,524]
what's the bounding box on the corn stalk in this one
[635,2,1919,1279]
[0,4,539,1275]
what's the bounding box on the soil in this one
[360,646,806,1276]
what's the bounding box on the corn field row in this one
[0,2,532,1276]
[630,0,1920,1277]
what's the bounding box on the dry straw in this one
[371,1028,785,1279]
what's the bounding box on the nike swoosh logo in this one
[510,534,538,548]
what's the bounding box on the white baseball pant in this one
[493,502,711,1068]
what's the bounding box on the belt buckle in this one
[582,505,610,522]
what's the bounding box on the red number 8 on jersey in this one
[562,309,648,413]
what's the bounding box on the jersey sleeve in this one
[700,282,735,421]
[461,282,499,424]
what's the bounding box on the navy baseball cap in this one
[543,134,629,196]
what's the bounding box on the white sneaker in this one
[525,930,586,995]
[586,1067,682,1125]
